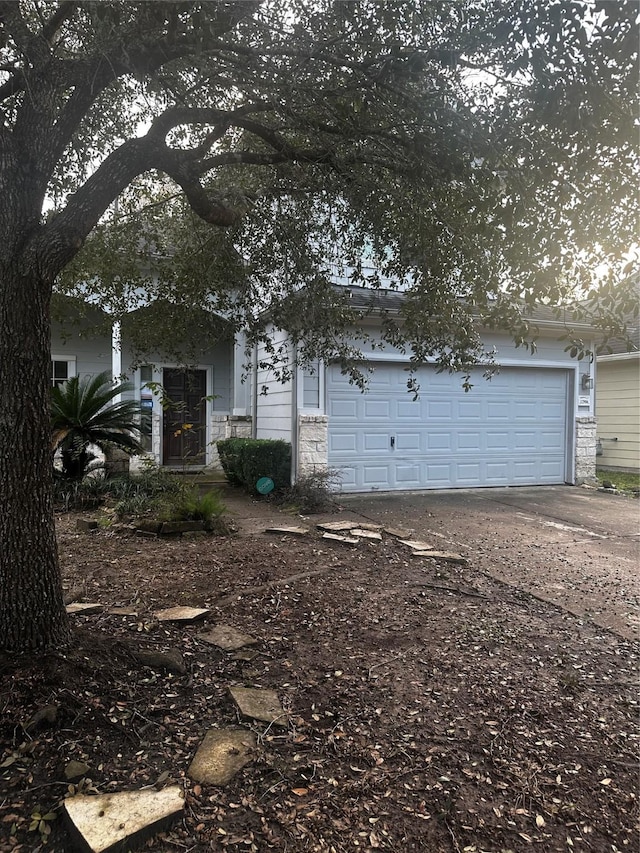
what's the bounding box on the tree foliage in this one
[0,0,637,651]
[44,0,639,378]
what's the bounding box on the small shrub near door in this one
[216,438,291,494]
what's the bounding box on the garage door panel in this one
[327,364,569,491]
[330,399,358,418]
[396,464,421,484]
[457,400,482,419]
[485,461,509,481]
[514,431,537,450]
[425,462,454,484]
[487,401,510,419]
[362,465,392,486]
[541,430,564,450]
[542,401,565,419]
[456,463,481,481]
[363,433,388,451]
[397,400,421,418]
[396,433,421,451]
[487,431,509,449]
[329,432,357,452]
[365,400,390,418]
[457,432,482,451]
[427,400,453,418]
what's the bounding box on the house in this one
[252,287,598,492]
[51,297,253,472]
[594,287,640,472]
[51,287,599,491]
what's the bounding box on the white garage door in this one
[327,363,569,492]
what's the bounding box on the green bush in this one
[159,488,227,528]
[216,438,246,486]
[216,438,291,494]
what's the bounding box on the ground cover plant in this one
[0,509,637,852]
[597,468,640,495]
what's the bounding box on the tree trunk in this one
[0,257,70,651]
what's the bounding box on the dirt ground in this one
[0,495,638,853]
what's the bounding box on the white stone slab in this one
[66,603,104,615]
[264,526,309,536]
[321,532,359,546]
[64,786,183,853]
[188,728,257,786]
[398,539,436,551]
[317,520,358,532]
[154,606,210,623]
[351,528,383,540]
[384,526,415,539]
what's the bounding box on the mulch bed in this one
[0,512,638,852]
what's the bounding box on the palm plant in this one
[51,371,149,481]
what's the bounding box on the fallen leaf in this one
[535,814,545,828]
[599,778,612,786]
[291,788,309,796]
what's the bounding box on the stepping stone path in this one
[229,686,288,726]
[64,786,183,853]
[188,729,257,786]
[59,513,469,849]
[199,624,257,651]
[154,606,210,623]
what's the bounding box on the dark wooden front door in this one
[162,368,207,466]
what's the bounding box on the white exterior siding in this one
[254,328,294,442]
[51,321,112,380]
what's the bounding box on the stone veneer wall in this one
[575,416,597,483]
[209,415,253,469]
[297,414,329,477]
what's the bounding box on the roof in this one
[595,272,640,358]
[333,285,594,330]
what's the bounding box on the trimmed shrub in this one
[216,438,246,485]
[216,438,291,494]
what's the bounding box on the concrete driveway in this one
[339,485,640,641]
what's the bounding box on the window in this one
[51,357,75,387]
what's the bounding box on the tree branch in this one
[41,1,77,46]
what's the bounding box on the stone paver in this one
[66,602,104,615]
[64,786,183,853]
[199,625,257,651]
[351,528,383,540]
[229,687,288,726]
[321,532,359,545]
[155,606,210,623]
[264,526,309,536]
[188,728,257,786]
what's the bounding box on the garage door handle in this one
[390,436,395,448]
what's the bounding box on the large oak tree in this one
[0,1,636,651]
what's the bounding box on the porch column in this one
[111,319,122,402]
[232,330,250,415]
